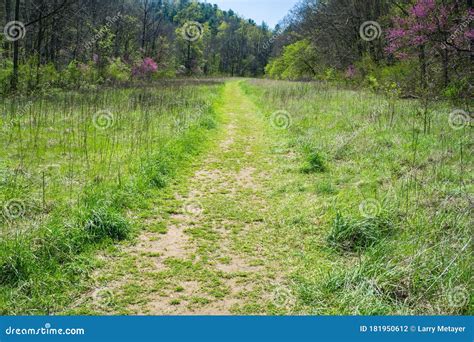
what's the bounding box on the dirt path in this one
[66,82,299,315]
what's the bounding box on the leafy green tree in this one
[266,40,319,80]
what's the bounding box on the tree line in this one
[266,0,472,101]
[0,0,275,93]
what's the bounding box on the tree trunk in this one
[11,0,20,91]
[36,1,45,86]
[141,0,148,54]
[186,41,191,73]
[419,45,427,90]
[442,48,449,88]
[50,0,59,64]
[469,0,473,65]
[3,0,12,60]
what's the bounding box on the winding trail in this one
[68,81,309,315]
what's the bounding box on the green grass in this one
[242,79,472,315]
[0,81,224,314]
[1,79,471,316]
[327,212,394,252]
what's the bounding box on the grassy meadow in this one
[242,80,472,314]
[0,80,224,314]
[1,0,472,326]
[0,79,471,315]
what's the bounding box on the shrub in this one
[78,62,101,85]
[443,77,471,103]
[322,68,337,82]
[366,75,380,92]
[132,57,158,79]
[265,40,318,80]
[38,62,60,87]
[106,58,130,83]
[302,150,326,173]
[62,60,82,87]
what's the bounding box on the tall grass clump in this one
[301,147,326,174]
[327,212,394,252]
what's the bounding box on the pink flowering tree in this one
[132,57,158,79]
[386,0,472,89]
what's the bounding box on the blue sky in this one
[204,0,300,27]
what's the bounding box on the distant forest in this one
[0,0,275,93]
[268,0,472,101]
[0,0,472,101]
